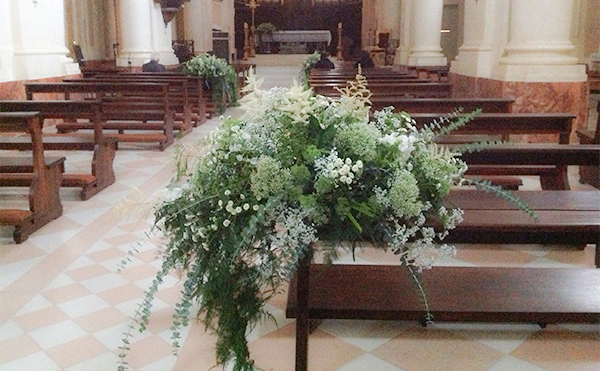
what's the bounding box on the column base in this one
[449,73,589,143]
[407,53,447,67]
[492,64,587,83]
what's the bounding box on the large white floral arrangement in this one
[118,70,503,371]
[182,54,239,114]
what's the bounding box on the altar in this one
[259,30,331,54]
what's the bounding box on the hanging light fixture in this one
[154,0,190,26]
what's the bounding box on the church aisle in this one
[0,67,598,371]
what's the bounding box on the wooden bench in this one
[287,189,600,370]
[577,100,599,188]
[25,82,174,150]
[0,100,116,200]
[231,62,256,91]
[411,112,576,190]
[72,73,207,128]
[0,112,64,243]
[369,97,515,113]
[311,81,453,98]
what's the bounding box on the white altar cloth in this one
[262,30,331,45]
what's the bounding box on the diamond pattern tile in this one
[1,66,599,371]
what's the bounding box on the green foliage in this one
[255,22,277,35]
[300,51,321,87]
[118,72,535,371]
[182,54,239,114]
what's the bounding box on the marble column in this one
[450,0,504,78]
[117,0,152,67]
[493,0,586,82]
[393,0,413,68]
[375,0,401,41]
[184,0,214,54]
[407,0,447,66]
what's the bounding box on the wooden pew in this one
[411,112,576,190]
[0,112,64,243]
[25,82,174,150]
[369,97,515,113]
[71,73,207,128]
[311,82,453,98]
[287,187,600,369]
[577,100,599,188]
[0,100,116,200]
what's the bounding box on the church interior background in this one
[1,0,600,370]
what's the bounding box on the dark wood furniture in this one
[369,97,515,113]
[0,100,116,200]
[25,82,175,150]
[411,113,576,190]
[0,112,64,243]
[310,82,453,98]
[287,189,600,370]
[577,100,599,188]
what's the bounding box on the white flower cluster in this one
[315,149,363,187]
[380,132,419,162]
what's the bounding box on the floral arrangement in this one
[118,70,530,371]
[300,51,321,85]
[255,22,277,36]
[182,54,239,114]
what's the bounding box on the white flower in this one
[243,203,250,210]
[253,205,259,211]
[223,219,231,227]
[224,190,231,196]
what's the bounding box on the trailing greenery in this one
[118,70,535,370]
[300,51,321,87]
[182,54,239,114]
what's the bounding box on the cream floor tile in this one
[124,334,174,370]
[0,333,41,363]
[0,255,45,291]
[510,327,600,371]
[487,355,548,371]
[45,335,108,369]
[337,353,405,371]
[13,306,70,332]
[42,283,92,305]
[64,352,121,371]
[73,306,130,334]
[248,323,365,371]
[318,319,414,352]
[0,351,61,371]
[371,327,505,371]
[28,320,88,349]
[56,295,111,318]
[0,320,24,342]
[79,272,130,294]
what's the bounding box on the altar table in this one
[260,30,331,54]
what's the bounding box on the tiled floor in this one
[1,63,599,371]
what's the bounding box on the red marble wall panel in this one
[449,73,589,143]
[0,75,82,100]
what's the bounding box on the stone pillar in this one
[375,0,401,40]
[450,0,504,78]
[407,0,447,66]
[184,0,213,54]
[394,0,413,68]
[493,0,586,82]
[117,0,153,67]
[9,0,79,80]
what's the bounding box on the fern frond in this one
[453,139,510,154]
[422,108,482,139]
[463,177,538,220]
